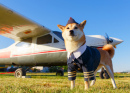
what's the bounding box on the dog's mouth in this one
[69,33,77,37]
[69,34,76,36]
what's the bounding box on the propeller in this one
[105,33,113,44]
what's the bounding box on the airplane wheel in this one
[56,70,64,76]
[14,68,26,78]
[99,70,110,79]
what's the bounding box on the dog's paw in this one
[113,86,117,89]
[90,80,96,86]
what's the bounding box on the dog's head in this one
[57,17,86,52]
[57,17,86,42]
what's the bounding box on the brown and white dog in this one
[57,17,117,90]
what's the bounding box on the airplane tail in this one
[102,44,115,58]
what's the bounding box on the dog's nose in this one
[70,30,74,35]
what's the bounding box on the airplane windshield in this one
[53,31,64,41]
[16,38,32,47]
[37,34,52,44]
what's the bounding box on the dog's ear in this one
[79,20,87,29]
[57,24,65,31]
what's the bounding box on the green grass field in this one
[0,72,129,93]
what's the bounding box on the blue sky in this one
[0,0,130,72]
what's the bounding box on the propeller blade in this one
[105,33,109,44]
[105,33,113,44]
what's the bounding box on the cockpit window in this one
[16,38,32,47]
[54,38,59,43]
[53,31,64,40]
[37,34,52,44]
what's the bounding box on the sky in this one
[0,0,130,72]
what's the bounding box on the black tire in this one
[56,70,64,76]
[99,70,110,79]
[14,68,26,78]
[104,70,110,79]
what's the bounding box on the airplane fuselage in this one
[0,31,123,66]
[0,31,67,66]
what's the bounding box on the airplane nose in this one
[109,37,123,45]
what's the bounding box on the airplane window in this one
[37,34,52,44]
[54,38,59,43]
[16,38,32,47]
[53,31,64,40]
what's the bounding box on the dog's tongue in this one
[66,17,79,25]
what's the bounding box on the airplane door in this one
[34,33,67,66]
[11,38,35,66]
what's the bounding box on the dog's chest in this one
[67,46,101,72]
[65,41,84,53]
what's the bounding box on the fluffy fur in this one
[102,44,115,58]
[57,20,117,90]
[57,20,86,53]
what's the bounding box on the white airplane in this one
[0,5,123,78]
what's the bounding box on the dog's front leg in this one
[90,79,96,86]
[71,80,75,89]
[84,81,89,90]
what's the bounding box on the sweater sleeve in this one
[68,63,77,81]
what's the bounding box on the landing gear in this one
[14,68,26,78]
[99,67,110,79]
[56,68,64,76]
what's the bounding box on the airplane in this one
[0,5,123,78]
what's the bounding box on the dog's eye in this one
[74,27,78,29]
[67,27,69,29]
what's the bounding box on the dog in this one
[57,17,117,90]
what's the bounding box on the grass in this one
[0,72,129,93]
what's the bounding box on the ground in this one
[0,72,129,93]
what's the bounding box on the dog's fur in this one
[57,20,117,90]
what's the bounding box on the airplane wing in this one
[0,5,50,41]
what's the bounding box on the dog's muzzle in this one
[69,30,74,36]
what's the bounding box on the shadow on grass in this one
[114,76,130,78]
[0,74,14,76]
[27,75,130,78]
[0,73,129,79]
[29,75,56,77]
